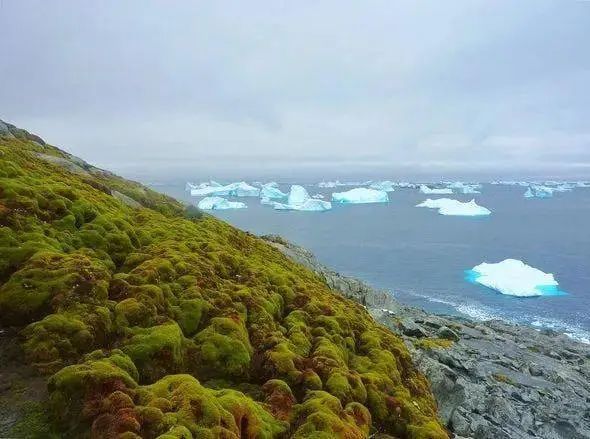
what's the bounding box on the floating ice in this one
[369,180,396,192]
[419,185,453,195]
[466,259,566,297]
[524,185,554,198]
[312,193,325,199]
[260,183,287,200]
[393,182,418,189]
[447,182,481,194]
[273,199,332,211]
[272,185,332,211]
[187,180,222,191]
[197,196,247,210]
[416,198,491,216]
[491,181,530,186]
[551,183,574,192]
[318,180,372,188]
[191,181,260,197]
[332,188,389,204]
[288,185,310,205]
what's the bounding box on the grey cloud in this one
[1,0,589,179]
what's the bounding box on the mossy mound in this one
[0,124,448,438]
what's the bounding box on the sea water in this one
[156,182,590,343]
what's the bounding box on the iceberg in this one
[191,181,260,197]
[318,180,340,188]
[260,183,287,200]
[272,185,332,211]
[369,180,396,192]
[187,180,222,192]
[197,196,247,210]
[446,182,481,194]
[416,198,491,216]
[552,183,574,192]
[311,193,325,199]
[524,185,554,198]
[332,188,389,204]
[460,185,481,194]
[393,182,419,189]
[491,180,530,186]
[466,259,566,297]
[419,185,453,195]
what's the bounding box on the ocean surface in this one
[153,182,590,343]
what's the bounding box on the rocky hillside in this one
[264,237,590,439]
[0,120,448,438]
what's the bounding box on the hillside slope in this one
[0,120,447,439]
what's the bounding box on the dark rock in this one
[399,318,428,337]
[437,325,460,341]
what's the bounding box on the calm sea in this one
[154,182,590,343]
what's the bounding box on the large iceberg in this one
[260,183,287,200]
[524,185,554,198]
[417,198,491,216]
[369,180,396,192]
[419,185,453,195]
[191,181,260,197]
[466,259,566,297]
[197,196,247,210]
[332,188,389,204]
[272,185,332,211]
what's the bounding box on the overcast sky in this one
[1,1,589,180]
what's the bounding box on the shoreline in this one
[263,235,590,439]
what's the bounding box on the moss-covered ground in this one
[0,125,448,438]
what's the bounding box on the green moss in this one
[0,251,111,325]
[122,322,187,382]
[492,373,516,386]
[172,298,207,336]
[292,391,370,438]
[0,131,448,438]
[193,317,252,380]
[8,401,59,439]
[413,338,454,350]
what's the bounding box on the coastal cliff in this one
[0,120,447,438]
[264,236,590,439]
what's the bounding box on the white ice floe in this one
[272,185,332,211]
[416,198,491,216]
[311,193,325,199]
[467,259,564,297]
[369,180,396,192]
[318,180,340,188]
[524,185,554,198]
[393,182,419,189]
[191,181,260,197]
[419,185,453,195]
[491,180,530,186]
[197,196,247,210]
[332,188,389,204]
[446,182,481,194]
